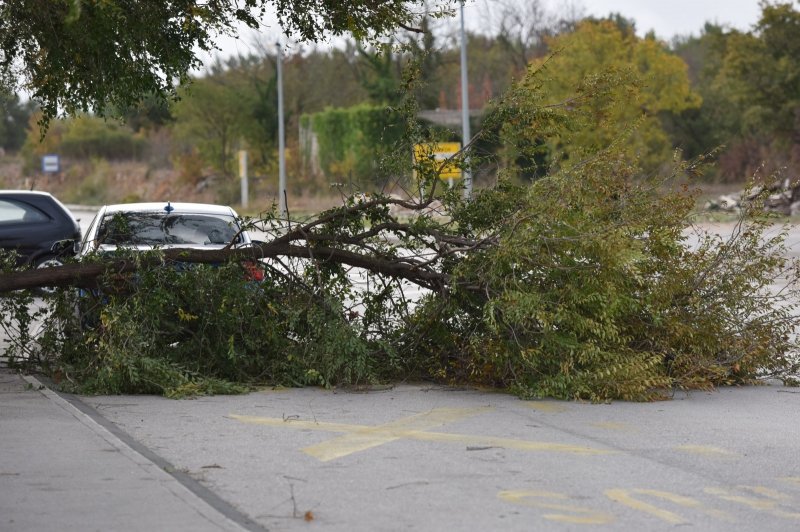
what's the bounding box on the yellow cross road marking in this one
[740,486,793,501]
[605,488,688,524]
[605,488,734,524]
[230,407,614,462]
[705,487,800,519]
[304,407,492,461]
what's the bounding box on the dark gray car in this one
[0,190,81,268]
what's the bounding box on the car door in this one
[0,197,53,263]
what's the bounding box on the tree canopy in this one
[0,0,453,128]
[716,2,800,141]
[669,2,800,181]
[529,20,700,173]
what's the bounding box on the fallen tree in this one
[3,64,799,400]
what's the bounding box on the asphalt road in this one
[79,383,800,531]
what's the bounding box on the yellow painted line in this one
[779,477,800,487]
[499,490,615,525]
[605,488,733,524]
[740,485,793,501]
[675,445,737,457]
[230,414,365,433]
[302,407,492,461]
[524,402,569,413]
[386,430,612,457]
[254,386,290,394]
[605,489,686,524]
[230,408,614,462]
[705,487,800,519]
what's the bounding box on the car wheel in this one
[33,255,64,296]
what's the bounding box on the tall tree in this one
[717,2,800,141]
[525,20,700,173]
[353,41,404,106]
[669,3,800,181]
[667,24,737,163]
[171,70,257,178]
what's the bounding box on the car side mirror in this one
[50,239,77,256]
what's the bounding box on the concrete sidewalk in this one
[0,367,249,532]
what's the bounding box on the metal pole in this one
[239,149,248,208]
[460,0,472,200]
[277,41,287,218]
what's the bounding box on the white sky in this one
[577,0,763,39]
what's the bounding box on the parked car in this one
[75,201,264,328]
[78,201,263,278]
[0,190,81,268]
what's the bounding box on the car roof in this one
[101,202,238,216]
[0,190,56,198]
[0,190,77,220]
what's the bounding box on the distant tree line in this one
[2,2,799,193]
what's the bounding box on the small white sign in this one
[42,154,60,173]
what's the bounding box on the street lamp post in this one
[277,41,287,218]
[460,1,472,200]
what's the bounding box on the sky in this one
[578,0,763,39]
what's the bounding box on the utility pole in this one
[277,41,287,218]
[460,0,472,200]
[238,148,248,209]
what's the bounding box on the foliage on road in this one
[3,60,799,401]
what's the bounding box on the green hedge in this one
[304,104,404,186]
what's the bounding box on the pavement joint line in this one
[21,373,265,532]
[229,408,615,462]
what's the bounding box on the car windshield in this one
[97,212,241,246]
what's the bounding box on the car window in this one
[0,199,49,225]
[96,212,241,246]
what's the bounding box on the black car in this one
[0,190,81,269]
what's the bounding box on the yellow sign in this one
[414,142,462,180]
